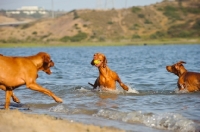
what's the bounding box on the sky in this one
[0,0,163,11]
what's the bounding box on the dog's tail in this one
[88,82,94,87]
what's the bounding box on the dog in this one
[88,53,129,91]
[0,52,62,109]
[166,61,200,92]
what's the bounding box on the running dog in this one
[0,52,62,109]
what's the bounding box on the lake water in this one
[0,44,200,132]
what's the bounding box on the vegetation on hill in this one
[0,0,199,44]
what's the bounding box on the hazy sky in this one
[0,0,163,11]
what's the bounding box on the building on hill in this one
[17,6,47,15]
[6,6,48,16]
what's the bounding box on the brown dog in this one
[166,61,200,92]
[88,53,129,91]
[0,52,62,109]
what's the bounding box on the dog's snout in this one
[49,60,54,67]
[91,59,95,65]
[166,66,171,72]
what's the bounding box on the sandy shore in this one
[0,110,123,132]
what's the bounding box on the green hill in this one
[0,0,199,44]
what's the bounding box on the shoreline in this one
[0,110,123,132]
[0,38,199,48]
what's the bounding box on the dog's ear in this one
[37,52,50,63]
[179,61,186,64]
[43,53,54,67]
[103,55,107,68]
[175,61,185,70]
[44,54,51,63]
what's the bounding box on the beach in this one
[0,110,123,132]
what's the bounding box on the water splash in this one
[76,87,91,92]
[49,104,68,113]
[90,85,139,94]
[143,113,196,132]
[126,86,139,94]
[174,88,189,94]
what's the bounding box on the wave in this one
[95,109,198,132]
[49,104,199,132]
[49,104,97,115]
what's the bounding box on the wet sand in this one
[0,110,123,132]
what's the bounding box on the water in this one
[0,44,200,132]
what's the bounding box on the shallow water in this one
[0,44,200,132]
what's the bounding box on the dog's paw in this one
[12,96,20,103]
[55,97,63,103]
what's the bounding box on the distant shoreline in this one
[0,38,199,48]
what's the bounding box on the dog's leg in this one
[12,93,20,103]
[119,82,129,91]
[180,84,185,90]
[0,85,20,103]
[116,76,129,91]
[178,81,186,91]
[26,83,63,103]
[5,89,12,109]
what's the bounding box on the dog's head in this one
[166,61,187,76]
[37,52,54,75]
[91,53,107,68]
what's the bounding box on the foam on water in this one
[174,88,189,94]
[49,105,198,131]
[49,104,96,115]
[143,113,196,132]
[49,104,67,113]
[94,109,197,132]
[77,87,91,92]
[98,86,122,94]
[88,85,139,94]
[73,86,187,96]
[126,86,139,94]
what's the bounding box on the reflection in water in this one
[96,92,119,108]
[98,92,118,100]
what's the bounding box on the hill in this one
[0,0,199,44]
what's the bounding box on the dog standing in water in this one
[88,53,129,91]
[166,61,200,92]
